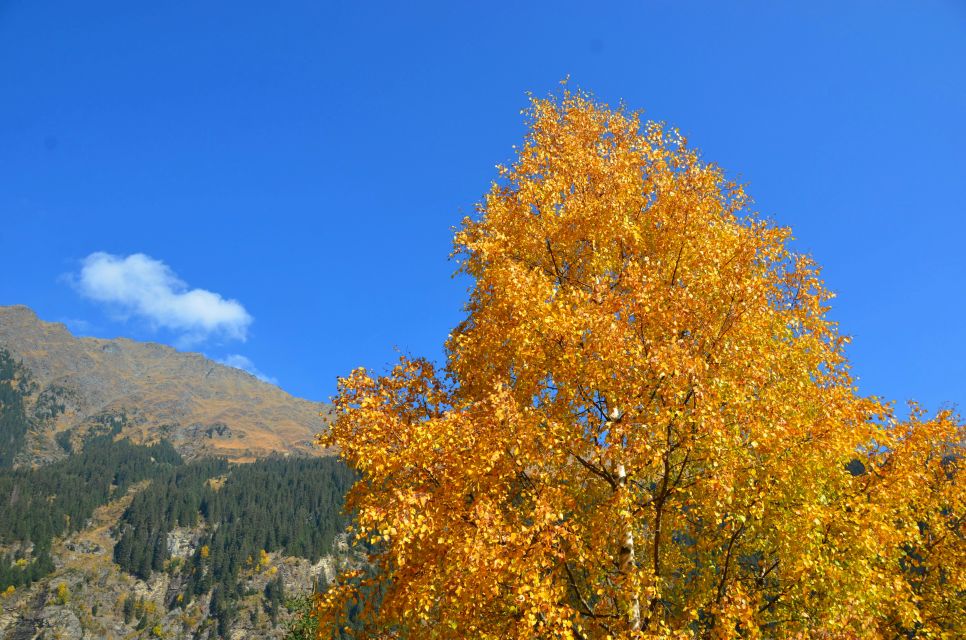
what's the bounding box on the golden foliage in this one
[316,90,964,638]
[55,582,70,606]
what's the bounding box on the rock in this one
[39,605,83,638]
[166,527,200,559]
[64,540,102,555]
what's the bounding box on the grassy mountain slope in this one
[0,305,331,463]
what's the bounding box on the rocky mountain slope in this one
[0,305,355,639]
[1,481,347,640]
[0,305,330,464]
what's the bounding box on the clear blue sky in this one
[1,1,963,413]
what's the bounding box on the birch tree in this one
[315,90,964,639]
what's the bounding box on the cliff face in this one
[0,305,330,463]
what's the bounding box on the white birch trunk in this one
[617,462,641,631]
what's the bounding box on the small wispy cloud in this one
[72,252,252,346]
[59,317,96,335]
[216,354,278,385]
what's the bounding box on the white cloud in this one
[216,354,278,385]
[74,252,252,345]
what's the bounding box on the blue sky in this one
[1,1,963,412]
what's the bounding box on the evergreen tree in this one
[122,597,135,624]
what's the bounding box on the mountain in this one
[0,305,330,465]
[0,305,355,639]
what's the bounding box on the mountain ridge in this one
[0,304,330,464]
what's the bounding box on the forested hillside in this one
[0,434,181,590]
[0,437,354,638]
[0,311,353,639]
[1,349,187,590]
[113,457,355,637]
[0,348,34,467]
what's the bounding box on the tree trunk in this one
[617,462,641,631]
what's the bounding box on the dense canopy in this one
[316,91,964,639]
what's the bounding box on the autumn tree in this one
[316,90,963,638]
